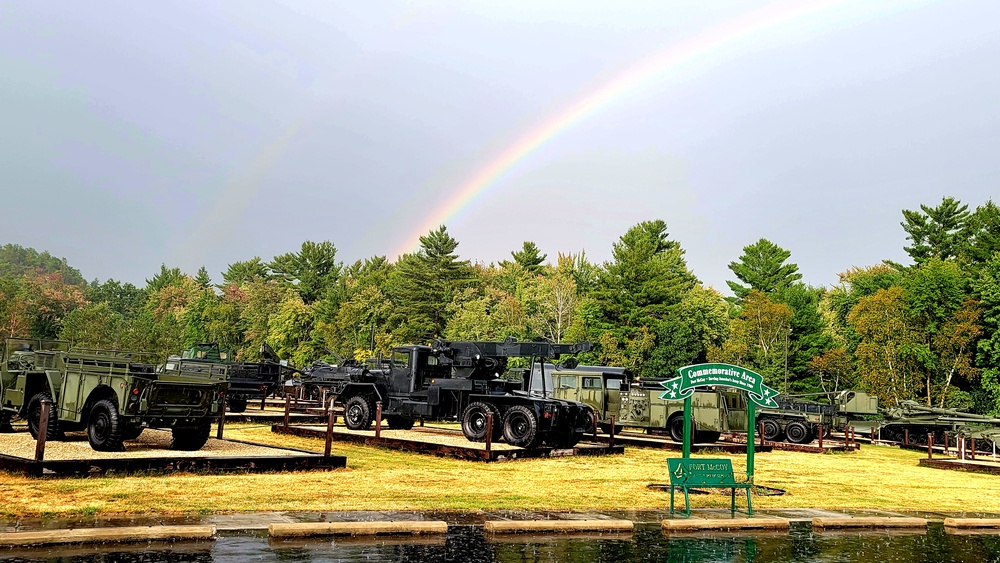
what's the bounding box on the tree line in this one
[2,196,998,415]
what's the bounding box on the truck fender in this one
[338,383,381,405]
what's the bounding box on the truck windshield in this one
[392,350,409,369]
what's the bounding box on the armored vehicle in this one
[315,338,596,448]
[0,338,227,451]
[176,342,291,412]
[535,363,735,442]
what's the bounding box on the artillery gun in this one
[0,338,227,451]
[878,401,1000,448]
[316,338,596,448]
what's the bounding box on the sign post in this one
[660,363,778,484]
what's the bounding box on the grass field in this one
[0,423,996,518]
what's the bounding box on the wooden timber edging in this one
[944,518,1000,529]
[271,424,625,462]
[590,433,773,453]
[484,520,634,533]
[918,458,1000,475]
[662,518,790,531]
[269,521,448,538]
[0,525,216,547]
[0,442,346,477]
[811,517,927,529]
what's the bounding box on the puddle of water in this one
[2,523,1000,562]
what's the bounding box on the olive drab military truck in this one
[756,390,880,443]
[531,363,734,442]
[315,338,596,449]
[0,338,228,452]
[176,342,292,412]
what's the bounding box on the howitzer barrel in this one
[895,401,1000,423]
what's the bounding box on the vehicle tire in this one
[344,395,373,430]
[668,414,686,443]
[597,423,623,435]
[121,423,144,441]
[546,429,584,449]
[761,418,784,442]
[785,421,811,444]
[226,396,248,413]
[26,392,61,441]
[461,402,501,442]
[87,399,125,452]
[503,405,540,448]
[386,416,415,430]
[170,422,211,451]
[695,431,721,444]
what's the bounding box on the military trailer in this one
[534,363,736,443]
[177,342,291,412]
[0,338,227,452]
[312,338,596,449]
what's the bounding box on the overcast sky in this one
[1,1,997,294]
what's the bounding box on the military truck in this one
[533,363,735,443]
[315,338,596,448]
[0,338,228,451]
[176,342,291,412]
[756,390,879,444]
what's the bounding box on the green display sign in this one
[658,363,780,408]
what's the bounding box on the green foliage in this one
[145,264,185,293]
[727,238,802,300]
[0,244,85,286]
[387,226,472,343]
[268,241,342,304]
[85,279,147,318]
[506,241,547,275]
[901,196,970,264]
[223,257,269,286]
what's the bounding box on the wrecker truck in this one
[302,338,596,449]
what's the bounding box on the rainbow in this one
[393,0,928,257]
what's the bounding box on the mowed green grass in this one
[0,423,996,517]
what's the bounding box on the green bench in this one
[667,457,753,516]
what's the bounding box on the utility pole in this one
[783,327,790,395]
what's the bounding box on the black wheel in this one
[121,424,144,441]
[597,423,623,435]
[668,414,686,443]
[226,396,248,413]
[503,405,540,448]
[87,399,125,451]
[344,395,373,430]
[386,416,415,430]
[762,418,784,442]
[461,402,501,442]
[695,431,721,444]
[27,391,61,441]
[785,421,811,444]
[546,428,583,449]
[170,422,211,451]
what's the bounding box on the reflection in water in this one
[1,524,999,562]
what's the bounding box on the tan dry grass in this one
[0,423,997,517]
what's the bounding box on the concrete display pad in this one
[272,423,625,461]
[0,428,346,476]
